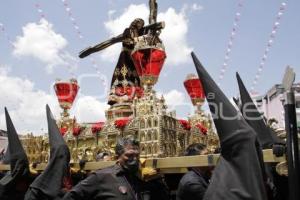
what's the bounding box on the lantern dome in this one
[54,79,79,110]
[131,36,166,88]
[184,74,205,106]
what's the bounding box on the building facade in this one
[251,83,300,129]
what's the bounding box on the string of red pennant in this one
[60,0,108,90]
[250,2,287,93]
[217,0,244,86]
[60,0,109,115]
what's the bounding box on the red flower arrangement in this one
[195,123,208,135]
[72,126,83,137]
[60,127,68,136]
[91,122,105,134]
[114,117,132,130]
[178,119,191,131]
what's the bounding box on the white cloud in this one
[104,5,148,36]
[0,67,60,135]
[0,67,108,135]
[164,89,186,107]
[157,89,189,111]
[101,4,193,65]
[13,18,77,73]
[101,4,148,61]
[72,96,109,123]
[158,7,192,65]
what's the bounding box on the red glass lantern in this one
[114,117,132,130]
[131,47,166,87]
[54,79,79,110]
[91,122,105,134]
[195,123,208,135]
[184,74,205,106]
[178,119,191,131]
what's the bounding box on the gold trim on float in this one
[0,149,285,173]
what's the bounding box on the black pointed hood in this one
[236,72,283,148]
[191,52,267,200]
[4,108,28,170]
[0,108,29,199]
[25,105,70,199]
[232,97,240,108]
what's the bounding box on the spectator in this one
[63,135,169,200]
[176,143,212,200]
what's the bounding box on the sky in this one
[0,0,299,134]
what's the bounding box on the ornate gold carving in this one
[121,64,128,79]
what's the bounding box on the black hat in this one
[0,108,29,198]
[236,72,283,148]
[25,105,70,199]
[191,52,267,200]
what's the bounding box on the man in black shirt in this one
[63,136,169,200]
[176,143,211,200]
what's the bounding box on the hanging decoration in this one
[250,2,287,93]
[217,0,244,85]
[0,23,15,47]
[34,2,77,77]
[60,0,108,88]
[0,23,28,124]
[34,3,46,19]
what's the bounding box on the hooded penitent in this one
[25,105,70,200]
[191,52,267,200]
[236,72,283,149]
[0,108,30,200]
[236,72,287,199]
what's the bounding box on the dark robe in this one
[191,52,268,200]
[63,164,169,200]
[24,105,70,200]
[236,72,283,148]
[176,169,208,200]
[236,72,287,200]
[0,108,30,200]
[108,28,142,106]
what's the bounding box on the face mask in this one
[123,159,139,173]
